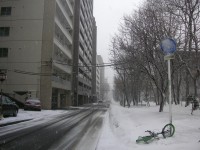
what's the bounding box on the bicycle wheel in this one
[162,123,175,138]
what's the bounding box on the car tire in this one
[13,110,17,117]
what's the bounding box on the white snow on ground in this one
[0,109,66,125]
[97,100,200,150]
[1,102,200,150]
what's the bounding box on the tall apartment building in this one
[97,55,105,100]
[96,56,100,101]
[72,0,97,106]
[0,0,74,109]
[92,20,97,102]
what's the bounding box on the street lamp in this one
[161,38,176,124]
[0,72,7,119]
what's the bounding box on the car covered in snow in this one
[98,100,103,103]
[1,95,19,117]
[24,98,41,111]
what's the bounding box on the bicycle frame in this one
[136,123,175,144]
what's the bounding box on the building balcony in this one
[66,0,73,16]
[78,76,91,87]
[55,17,72,45]
[80,22,85,36]
[56,0,73,29]
[78,86,91,96]
[79,35,88,53]
[54,37,72,59]
[53,62,72,74]
[52,75,71,90]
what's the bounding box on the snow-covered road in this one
[0,106,107,150]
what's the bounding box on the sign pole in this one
[168,59,172,124]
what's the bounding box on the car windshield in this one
[0,0,200,150]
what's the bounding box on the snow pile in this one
[0,109,66,125]
[97,101,200,150]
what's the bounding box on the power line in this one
[1,59,129,68]
[0,61,41,64]
[7,69,52,76]
[2,59,130,76]
[53,60,128,68]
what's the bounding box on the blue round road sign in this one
[160,38,176,54]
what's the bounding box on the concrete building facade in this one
[0,0,74,109]
[92,20,97,103]
[96,56,100,101]
[72,0,96,106]
[97,55,105,101]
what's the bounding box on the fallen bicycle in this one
[136,123,175,144]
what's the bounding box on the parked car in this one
[98,100,103,103]
[0,95,19,117]
[24,98,41,111]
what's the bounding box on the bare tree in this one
[110,0,200,112]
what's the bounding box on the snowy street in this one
[0,105,107,150]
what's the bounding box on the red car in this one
[24,98,41,111]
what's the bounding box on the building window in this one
[0,48,8,57]
[0,27,10,36]
[1,7,12,16]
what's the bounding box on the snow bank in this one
[97,101,200,150]
[0,109,66,125]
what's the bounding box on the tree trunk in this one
[193,78,197,97]
[176,71,182,104]
[172,79,177,105]
[185,69,190,98]
[159,93,165,112]
[156,88,160,105]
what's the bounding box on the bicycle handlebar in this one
[145,130,160,137]
[145,130,154,135]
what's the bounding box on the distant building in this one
[0,0,97,109]
[96,57,100,101]
[97,55,105,100]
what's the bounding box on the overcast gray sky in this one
[93,0,144,86]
